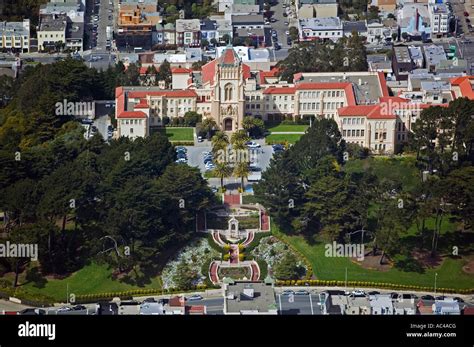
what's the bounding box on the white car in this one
[186,294,203,301]
[246,141,261,149]
[351,290,366,297]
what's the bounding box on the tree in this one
[211,131,229,154]
[289,27,299,42]
[233,162,249,191]
[183,111,202,127]
[244,37,254,47]
[200,118,218,139]
[273,253,301,280]
[242,116,265,138]
[230,129,249,149]
[156,60,172,88]
[221,34,231,45]
[214,162,232,190]
[210,38,218,46]
[173,260,198,289]
[201,39,209,49]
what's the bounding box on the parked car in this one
[175,146,187,153]
[246,141,261,148]
[421,295,435,301]
[282,289,294,296]
[211,187,218,193]
[72,305,87,311]
[435,295,447,300]
[453,297,465,303]
[270,17,276,22]
[351,290,366,297]
[186,294,203,301]
[368,291,380,295]
[274,43,281,50]
[390,292,399,300]
[295,290,309,295]
[57,306,72,312]
[464,11,469,16]
[143,297,157,303]
[197,136,203,142]
[175,158,187,164]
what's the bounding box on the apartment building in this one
[175,19,201,47]
[297,0,338,19]
[37,14,67,51]
[298,17,343,42]
[0,20,30,53]
[429,2,450,37]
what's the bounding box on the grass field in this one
[265,134,303,144]
[344,156,420,192]
[267,124,308,133]
[7,263,162,301]
[157,127,194,142]
[272,226,474,290]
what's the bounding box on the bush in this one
[223,254,230,261]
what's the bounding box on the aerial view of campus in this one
[0,0,474,344]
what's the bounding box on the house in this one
[154,23,176,46]
[393,299,416,315]
[297,0,338,19]
[432,299,460,315]
[343,21,368,38]
[369,294,394,315]
[345,296,371,315]
[175,19,201,47]
[0,20,30,53]
[366,20,385,43]
[139,302,165,315]
[223,281,277,315]
[392,46,415,81]
[164,296,186,315]
[37,14,67,52]
[231,14,265,30]
[408,46,424,68]
[298,17,343,42]
[398,3,431,40]
[423,44,447,72]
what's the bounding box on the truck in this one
[106,26,113,41]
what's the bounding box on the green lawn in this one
[157,127,194,141]
[265,134,303,145]
[8,262,162,301]
[272,227,474,290]
[344,156,419,192]
[267,124,308,133]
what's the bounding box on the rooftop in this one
[231,14,265,25]
[225,282,277,314]
[300,17,342,29]
[39,14,67,32]
[423,44,447,67]
[176,19,201,32]
[394,46,412,64]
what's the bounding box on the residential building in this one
[373,0,396,12]
[398,3,431,40]
[117,0,161,50]
[429,2,450,37]
[154,23,176,46]
[343,21,367,38]
[37,14,67,52]
[175,19,201,47]
[423,44,447,72]
[0,20,30,53]
[231,14,265,30]
[297,0,338,19]
[223,281,278,315]
[298,17,343,42]
[369,295,394,315]
[392,46,415,80]
[432,299,461,315]
[408,46,424,68]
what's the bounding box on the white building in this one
[429,2,450,37]
[298,17,343,42]
[0,20,30,53]
[37,14,67,52]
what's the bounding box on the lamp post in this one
[434,272,438,295]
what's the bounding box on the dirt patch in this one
[357,255,392,272]
[412,250,443,269]
[462,259,474,275]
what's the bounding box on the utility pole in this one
[434,272,438,295]
[345,267,348,291]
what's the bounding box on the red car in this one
[464,11,469,16]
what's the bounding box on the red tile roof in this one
[377,71,390,97]
[263,86,296,94]
[117,111,147,119]
[450,76,474,99]
[201,50,251,85]
[259,67,280,84]
[220,47,239,64]
[134,99,149,109]
[169,296,185,307]
[172,67,191,74]
[338,104,396,119]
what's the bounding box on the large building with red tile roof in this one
[114,46,473,153]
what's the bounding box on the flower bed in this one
[250,236,308,279]
[161,237,220,289]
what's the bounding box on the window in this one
[130,128,134,134]
[361,130,364,136]
[356,130,360,137]
[352,130,355,136]
[224,83,233,101]
[375,132,378,140]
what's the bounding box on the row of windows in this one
[397,133,406,141]
[374,132,387,140]
[121,119,143,125]
[39,33,64,39]
[343,129,365,137]
[342,117,365,125]
[299,90,344,99]
[397,122,406,132]
[374,144,386,150]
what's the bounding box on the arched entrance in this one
[224,118,233,131]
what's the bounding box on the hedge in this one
[273,279,474,294]
[171,141,194,146]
